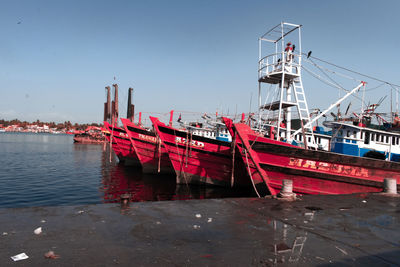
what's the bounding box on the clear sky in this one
[1,0,400,124]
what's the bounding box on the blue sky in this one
[1,0,400,124]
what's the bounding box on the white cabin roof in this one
[328,121,400,137]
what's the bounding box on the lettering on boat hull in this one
[288,158,369,177]
[175,137,205,148]
[138,133,157,143]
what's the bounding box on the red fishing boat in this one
[73,126,106,144]
[103,121,140,166]
[221,22,400,196]
[150,116,250,187]
[224,118,400,196]
[121,117,173,174]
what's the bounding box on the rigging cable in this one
[302,52,400,92]
[302,65,367,107]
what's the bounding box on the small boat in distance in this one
[73,126,106,144]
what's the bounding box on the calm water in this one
[0,132,252,208]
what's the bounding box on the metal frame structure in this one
[258,22,317,146]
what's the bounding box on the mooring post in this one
[383,178,397,194]
[120,193,131,205]
[278,179,296,200]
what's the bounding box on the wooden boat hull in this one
[103,131,123,159]
[73,135,105,144]
[223,118,400,196]
[103,121,140,166]
[150,117,250,187]
[121,118,173,174]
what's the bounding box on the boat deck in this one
[1,194,399,266]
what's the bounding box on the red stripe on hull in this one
[121,118,173,174]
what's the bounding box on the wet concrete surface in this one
[1,193,400,266]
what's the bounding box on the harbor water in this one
[0,132,252,208]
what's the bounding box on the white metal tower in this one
[258,22,316,147]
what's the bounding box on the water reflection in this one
[268,212,314,265]
[99,144,253,203]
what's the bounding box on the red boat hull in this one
[150,117,250,187]
[103,121,140,166]
[224,118,400,196]
[121,118,173,174]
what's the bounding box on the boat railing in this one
[258,52,301,79]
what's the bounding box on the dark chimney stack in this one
[112,84,119,126]
[104,86,111,123]
[127,87,135,122]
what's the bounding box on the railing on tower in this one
[258,52,301,81]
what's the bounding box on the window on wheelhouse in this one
[392,136,396,145]
[364,131,370,145]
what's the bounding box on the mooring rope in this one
[243,145,261,198]
[173,128,189,187]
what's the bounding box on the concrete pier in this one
[1,193,400,266]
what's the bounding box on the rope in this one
[307,58,348,91]
[185,130,189,167]
[304,57,361,84]
[157,137,161,173]
[243,145,261,198]
[173,128,189,187]
[109,120,114,163]
[304,52,400,90]
[230,132,236,188]
[364,82,387,92]
[302,65,367,106]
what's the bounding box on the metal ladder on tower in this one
[292,77,316,148]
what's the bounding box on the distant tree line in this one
[0,119,101,130]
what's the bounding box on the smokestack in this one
[112,84,119,126]
[104,86,111,122]
[127,87,135,122]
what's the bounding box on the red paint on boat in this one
[223,117,400,196]
[120,118,173,174]
[103,121,140,166]
[150,116,250,187]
